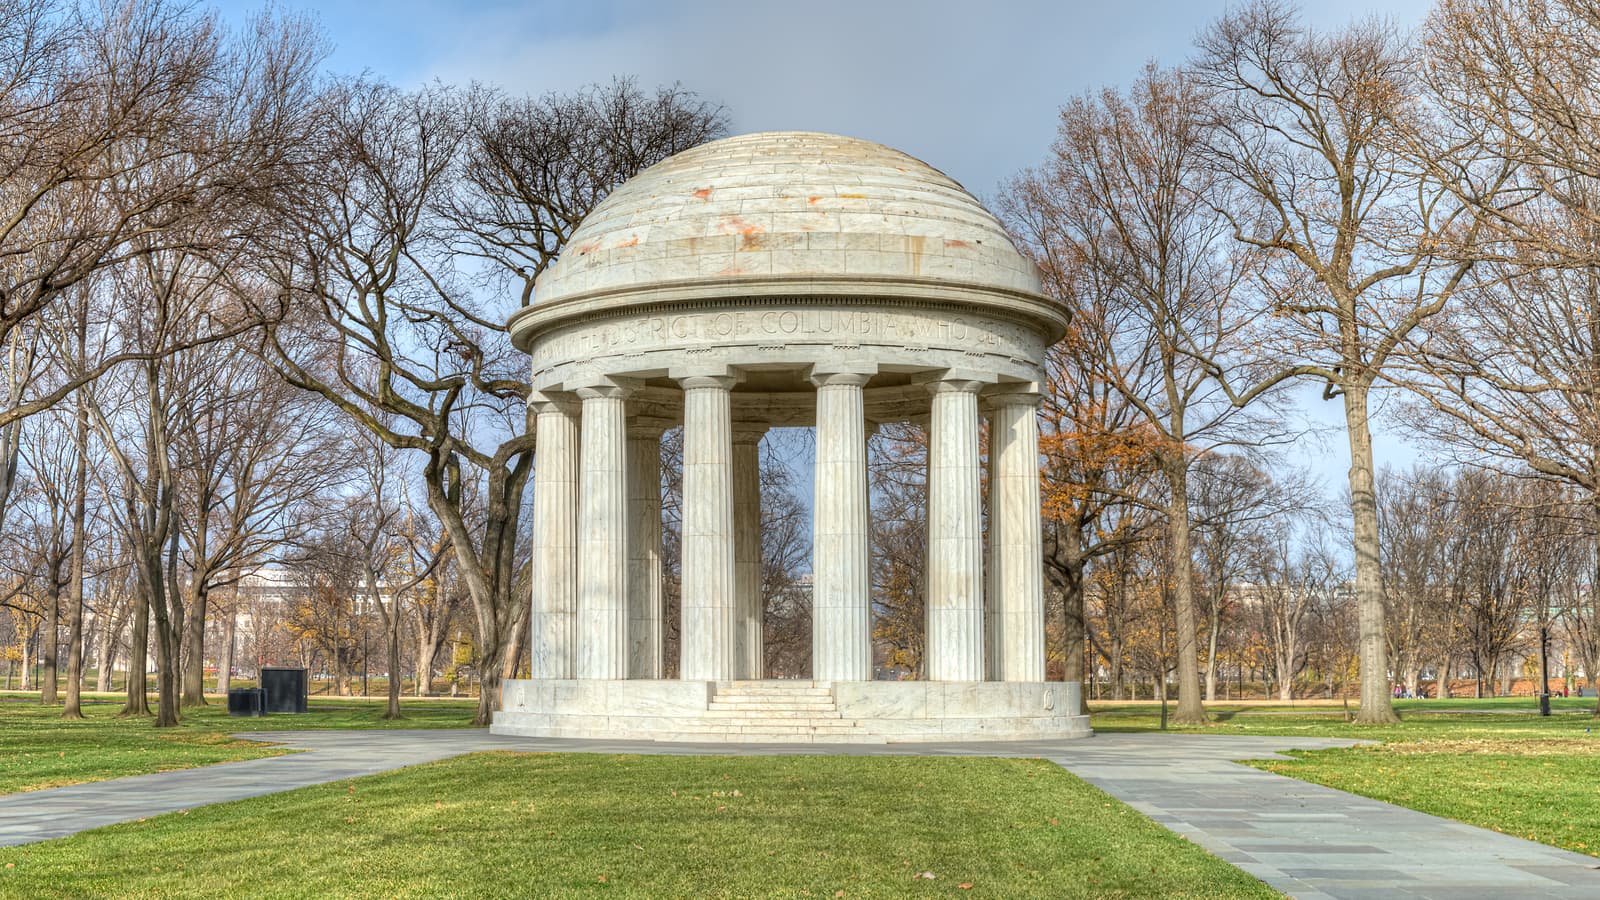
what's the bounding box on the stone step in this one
[660,720,875,735]
[661,732,888,744]
[707,701,844,707]
[713,688,834,698]
[704,711,844,722]
[700,714,851,720]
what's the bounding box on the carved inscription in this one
[531,307,1039,367]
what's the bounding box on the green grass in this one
[0,693,478,795]
[0,752,1279,899]
[1251,740,1600,858]
[1090,696,1600,742]
[1089,698,1600,859]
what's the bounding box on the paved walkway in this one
[2,730,1597,899]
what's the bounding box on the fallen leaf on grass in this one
[913,872,936,880]
[959,884,973,890]
[597,875,608,883]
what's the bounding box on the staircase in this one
[659,681,887,743]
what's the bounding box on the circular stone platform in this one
[493,131,1089,744]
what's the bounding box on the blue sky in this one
[210,0,1438,498]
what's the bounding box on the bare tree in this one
[0,2,324,496]
[1377,467,1455,698]
[1190,454,1313,700]
[267,79,724,724]
[1000,167,1163,712]
[1254,536,1347,700]
[757,436,811,679]
[869,424,927,678]
[1192,1,1508,722]
[170,348,339,706]
[1008,63,1293,722]
[343,435,448,718]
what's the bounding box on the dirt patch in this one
[1379,738,1600,757]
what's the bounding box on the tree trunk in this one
[1165,460,1207,724]
[180,580,210,707]
[1110,635,1125,700]
[121,593,150,716]
[94,612,115,693]
[19,624,34,690]
[1204,601,1222,702]
[146,535,182,727]
[1058,566,1091,716]
[217,600,236,697]
[62,533,87,718]
[62,297,90,718]
[385,616,402,720]
[416,636,437,697]
[1344,384,1399,724]
[41,579,60,704]
[1436,655,1452,698]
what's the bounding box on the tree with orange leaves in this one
[1004,64,1295,723]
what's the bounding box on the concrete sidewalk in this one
[1,729,1596,899]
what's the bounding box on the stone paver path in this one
[2,729,1597,899]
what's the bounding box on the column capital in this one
[530,390,581,417]
[676,374,739,392]
[731,423,769,445]
[810,371,873,389]
[809,361,876,384]
[918,368,996,396]
[670,364,741,392]
[924,378,988,396]
[572,376,638,401]
[983,388,1043,410]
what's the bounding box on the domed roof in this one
[531,131,1044,309]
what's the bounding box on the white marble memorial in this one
[493,131,1089,743]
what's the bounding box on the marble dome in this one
[520,130,1051,328]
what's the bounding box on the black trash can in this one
[227,688,266,717]
[261,667,308,713]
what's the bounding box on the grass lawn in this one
[0,752,1279,899]
[1090,696,1600,742]
[1249,732,1600,859]
[0,692,478,795]
[1091,698,1600,860]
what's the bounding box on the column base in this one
[493,679,1092,744]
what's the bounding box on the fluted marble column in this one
[926,378,986,682]
[576,382,631,680]
[679,374,738,681]
[627,418,668,679]
[733,424,767,680]
[812,371,872,682]
[989,391,1046,681]
[984,425,1000,681]
[530,394,579,679]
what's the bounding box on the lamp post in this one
[1539,623,1551,717]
